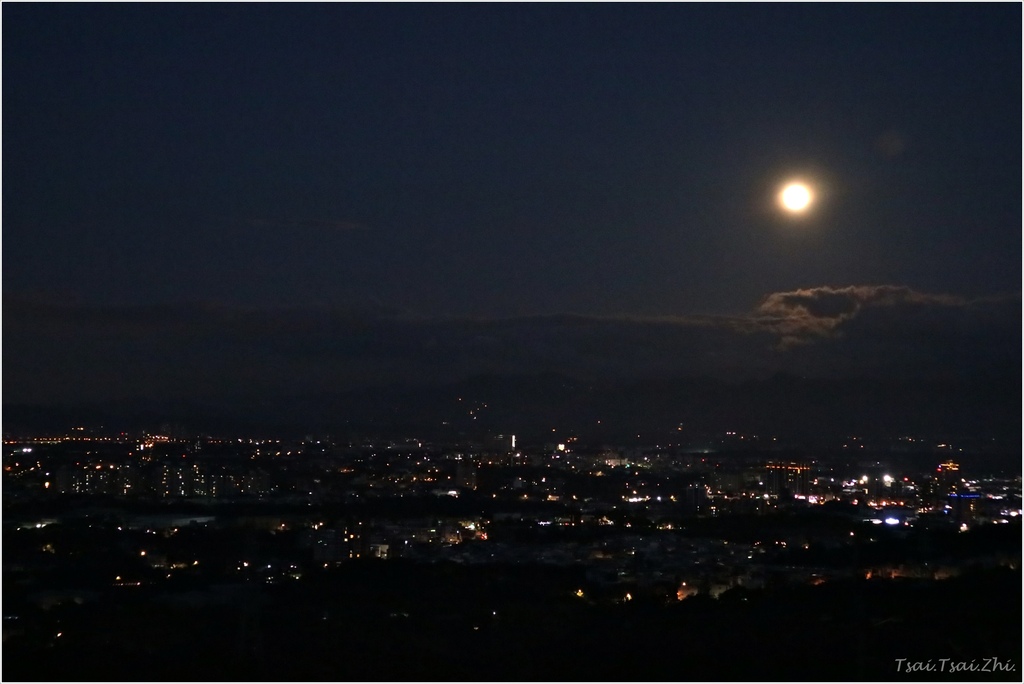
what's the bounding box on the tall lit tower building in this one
[764,461,810,498]
[935,460,961,494]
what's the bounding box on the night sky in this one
[3,4,1020,405]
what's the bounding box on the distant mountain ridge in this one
[4,368,1019,446]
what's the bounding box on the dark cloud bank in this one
[4,285,1019,441]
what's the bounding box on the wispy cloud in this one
[3,285,1018,404]
[750,285,967,348]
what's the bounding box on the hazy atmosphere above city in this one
[3,4,1020,407]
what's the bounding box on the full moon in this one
[779,182,813,212]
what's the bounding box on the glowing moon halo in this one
[779,182,813,213]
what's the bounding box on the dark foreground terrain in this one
[3,563,1020,681]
